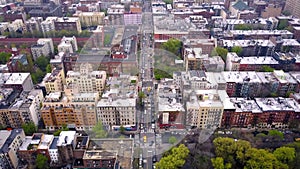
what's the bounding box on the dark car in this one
[152,155,157,163]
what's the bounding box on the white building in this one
[48,137,59,164]
[186,90,224,129]
[41,17,57,36]
[31,38,54,60]
[58,36,78,53]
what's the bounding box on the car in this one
[152,155,157,163]
[150,140,154,146]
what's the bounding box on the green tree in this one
[273,147,296,165]
[31,68,46,84]
[155,144,189,169]
[21,122,37,136]
[92,121,107,138]
[213,137,251,167]
[215,47,228,61]
[261,65,275,72]
[46,64,52,73]
[53,124,69,136]
[163,0,173,4]
[244,148,288,169]
[234,24,252,30]
[161,38,182,57]
[278,20,289,30]
[120,125,125,134]
[286,142,300,168]
[36,154,49,169]
[154,68,172,80]
[211,157,232,169]
[282,10,291,16]
[268,130,284,140]
[0,52,12,64]
[168,136,177,145]
[231,46,243,56]
[35,56,50,71]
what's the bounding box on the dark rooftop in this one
[0,129,23,153]
[49,137,59,149]
[232,0,249,11]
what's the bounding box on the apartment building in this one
[123,5,142,25]
[273,70,298,96]
[221,39,275,57]
[18,133,53,168]
[183,38,216,56]
[106,4,125,25]
[226,52,279,71]
[48,137,59,165]
[65,63,106,95]
[41,17,57,37]
[74,11,105,27]
[0,89,44,128]
[43,68,65,93]
[58,36,78,54]
[0,129,25,169]
[157,81,185,129]
[57,131,76,165]
[153,14,209,41]
[41,92,99,130]
[25,17,43,33]
[31,38,54,60]
[73,138,133,169]
[8,19,24,33]
[221,97,300,128]
[1,73,34,92]
[285,0,300,18]
[223,30,293,40]
[222,71,262,97]
[184,47,224,72]
[96,75,138,129]
[186,90,224,129]
[54,17,82,33]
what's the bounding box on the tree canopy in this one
[273,147,296,164]
[212,137,293,169]
[22,122,37,136]
[231,46,243,56]
[161,38,182,57]
[155,144,189,169]
[53,124,69,136]
[234,24,252,30]
[211,157,232,169]
[214,47,228,61]
[0,52,11,64]
[36,154,49,169]
[168,136,177,145]
[154,68,172,80]
[35,56,50,71]
[92,121,107,138]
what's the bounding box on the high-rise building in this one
[285,0,300,18]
